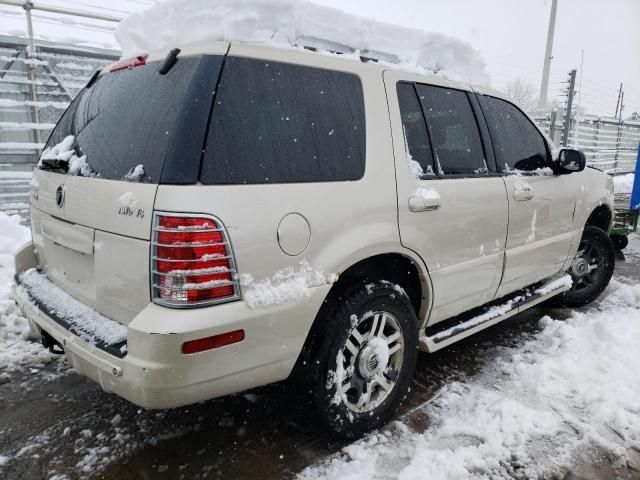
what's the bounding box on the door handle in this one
[513,187,534,201]
[409,191,441,212]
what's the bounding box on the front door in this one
[475,93,578,296]
[385,72,508,326]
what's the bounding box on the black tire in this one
[554,225,615,307]
[610,234,629,251]
[301,280,418,439]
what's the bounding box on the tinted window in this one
[416,84,486,175]
[200,57,365,184]
[43,56,223,183]
[478,95,549,171]
[397,83,435,176]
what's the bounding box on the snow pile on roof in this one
[115,0,489,85]
[299,278,640,479]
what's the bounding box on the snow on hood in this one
[115,0,490,85]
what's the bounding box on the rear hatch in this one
[29,50,226,324]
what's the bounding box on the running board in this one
[419,275,572,353]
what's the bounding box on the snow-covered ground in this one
[0,212,56,380]
[614,173,636,194]
[299,249,640,479]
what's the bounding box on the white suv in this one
[14,41,615,438]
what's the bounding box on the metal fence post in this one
[562,70,576,146]
[23,0,42,149]
[549,110,557,142]
[613,120,623,173]
[631,142,640,210]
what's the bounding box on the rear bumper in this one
[14,267,331,409]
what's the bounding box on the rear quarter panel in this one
[154,45,412,314]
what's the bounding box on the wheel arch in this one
[585,204,613,232]
[292,251,432,375]
[327,252,431,319]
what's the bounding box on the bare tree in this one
[503,78,538,112]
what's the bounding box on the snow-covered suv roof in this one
[115,0,490,86]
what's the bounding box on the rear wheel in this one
[555,225,615,307]
[303,281,418,438]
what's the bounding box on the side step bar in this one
[419,275,572,353]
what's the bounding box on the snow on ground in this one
[299,276,640,479]
[614,173,635,194]
[115,0,489,85]
[0,212,56,379]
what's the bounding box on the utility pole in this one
[619,91,624,121]
[538,0,558,110]
[562,69,576,146]
[615,83,623,119]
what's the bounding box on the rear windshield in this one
[200,57,366,184]
[41,55,223,183]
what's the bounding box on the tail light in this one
[151,212,240,308]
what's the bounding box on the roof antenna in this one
[159,48,181,75]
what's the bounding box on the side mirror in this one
[557,148,586,173]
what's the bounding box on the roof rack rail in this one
[296,35,400,66]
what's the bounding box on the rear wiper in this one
[39,158,68,172]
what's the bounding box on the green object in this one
[611,208,638,238]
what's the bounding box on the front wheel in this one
[610,234,629,251]
[303,281,418,439]
[555,225,615,307]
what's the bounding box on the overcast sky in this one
[1,0,638,116]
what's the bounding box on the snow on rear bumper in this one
[16,269,128,358]
[14,269,332,409]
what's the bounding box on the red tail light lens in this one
[151,213,239,307]
[108,54,148,72]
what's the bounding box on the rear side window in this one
[478,95,549,172]
[397,83,435,177]
[416,84,486,175]
[42,56,223,183]
[200,57,366,184]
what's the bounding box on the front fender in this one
[574,168,615,231]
